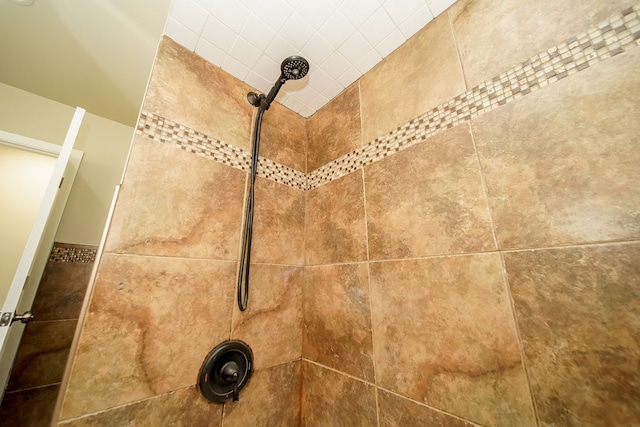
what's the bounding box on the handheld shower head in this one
[281,56,309,80]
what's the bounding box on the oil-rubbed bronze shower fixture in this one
[198,340,253,403]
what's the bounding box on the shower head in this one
[281,56,309,80]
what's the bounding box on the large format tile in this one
[378,389,478,427]
[364,124,495,259]
[232,264,303,369]
[260,102,307,172]
[307,84,361,172]
[222,361,301,427]
[505,243,640,426]
[303,263,374,382]
[1,385,59,427]
[450,0,633,88]
[58,399,152,427]
[301,361,376,427]
[360,14,465,143]
[149,387,222,426]
[472,48,640,249]
[305,171,368,265]
[369,254,535,427]
[8,320,76,391]
[105,135,246,259]
[251,177,305,266]
[144,36,252,150]
[59,254,235,420]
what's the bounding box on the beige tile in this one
[232,264,303,369]
[472,48,640,249]
[59,254,234,419]
[251,177,305,266]
[149,387,222,426]
[144,37,253,150]
[378,389,477,427]
[222,361,301,427]
[58,399,151,427]
[360,14,465,143]
[305,171,368,265]
[307,84,361,171]
[364,124,495,259]
[301,361,376,427]
[303,263,375,382]
[260,102,307,172]
[450,0,633,88]
[105,135,246,259]
[1,385,59,427]
[369,254,535,427]
[505,243,640,426]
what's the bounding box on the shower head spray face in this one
[281,56,309,80]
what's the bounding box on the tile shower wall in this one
[302,1,639,427]
[57,37,305,425]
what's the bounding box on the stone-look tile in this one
[360,14,465,143]
[305,172,368,265]
[251,177,305,265]
[301,361,376,427]
[505,243,640,426]
[232,264,302,369]
[303,264,374,382]
[369,254,535,427]
[30,260,93,321]
[450,0,633,88]
[307,84,361,172]
[0,385,59,427]
[59,254,235,420]
[58,399,151,427]
[149,387,222,426]
[7,320,76,392]
[105,135,246,259]
[144,36,253,150]
[222,361,301,427]
[378,389,478,427]
[364,124,495,260]
[260,102,307,172]
[472,48,640,250]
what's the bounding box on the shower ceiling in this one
[166,0,457,117]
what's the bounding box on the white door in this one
[0,107,85,397]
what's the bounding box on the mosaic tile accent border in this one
[49,244,97,263]
[136,112,307,190]
[136,3,639,192]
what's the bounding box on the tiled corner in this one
[307,83,362,172]
[59,254,235,420]
[232,264,303,370]
[105,134,246,259]
[301,361,377,427]
[360,14,465,143]
[364,123,495,259]
[260,102,307,172]
[369,254,535,427]
[303,263,375,382]
[305,171,368,265]
[505,243,640,426]
[222,361,301,427]
[472,47,640,249]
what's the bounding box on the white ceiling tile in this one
[252,0,294,32]
[398,5,433,39]
[295,1,335,30]
[319,10,354,49]
[382,0,424,26]
[322,81,346,101]
[230,37,262,68]
[170,0,209,34]
[355,49,381,74]
[359,7,395,47]
[245,70,272,93]
[279,13,314,51]
[426,0,455,16]
[321,51,350,80]
[298,105,316,117]
[240,13,277,51]
[336,66,361,87]
[280,94,307,112]
[308,93,330,110]
[210,0,251,33]
[283,0,302,8]
[307,67,334,92]
[375,28,405,58]
[301,33,334,65]
[193,0,215,13]
[201,16,237,51]
[195,38,226,67]
[281,76,309,94]
[338,31,371,63]
[221,55,250,80]
[264,35,298,64]
[165,17,200,51]
[340,0,381,27]
[237,0,259,10]
[293,80,320,99]
[253,55,280,82]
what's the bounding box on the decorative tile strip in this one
[136,111,307,191]
[49,244,97,263]
[308,2,640,189]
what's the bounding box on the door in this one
[0,107,85,397]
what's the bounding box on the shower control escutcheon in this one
[198,340,253,403]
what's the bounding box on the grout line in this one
[3,382,61,395]
[447,8,469,93]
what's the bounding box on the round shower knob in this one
[198,340,253,403]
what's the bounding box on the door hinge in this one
[0,312,11,327]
